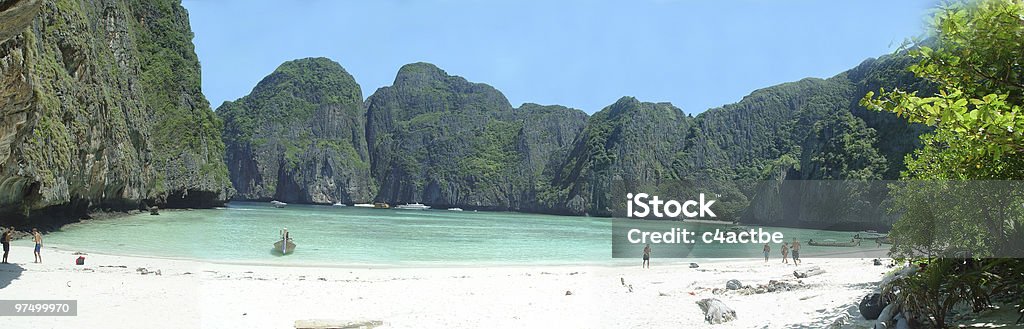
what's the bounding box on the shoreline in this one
[22,242,839,270]
[0,245,890,328]
[11,239,891,270]
[225,200,886,232]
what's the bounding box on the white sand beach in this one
[0,246,889,329]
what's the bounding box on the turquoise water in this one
[33,202,888,266]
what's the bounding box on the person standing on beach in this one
[642,243,651,268]
[781,242,789,264]
[1,227,11,264]
[790,238,801,266]
[762,243,771,263]
[32,228,42,263]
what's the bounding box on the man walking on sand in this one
[781,242,789,264]
[762,243,771,263]
[32,228,42,263]
[1,226,11,264]
[642,243,651,269]
[790,237,801,266]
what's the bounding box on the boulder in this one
[859,293,887,320]
[696,298,737,324]
[726,279,743,290]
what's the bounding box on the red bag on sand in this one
[75,256,85,265]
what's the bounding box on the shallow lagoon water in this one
[31,202,888,266]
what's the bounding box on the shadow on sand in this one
[0,263,25,289]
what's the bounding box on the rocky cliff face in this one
[364,63,590,209]
[538,54,925,229]
[366,63,520,208]
[680,55,923,228]
[545,97,693,216]
[514,103,587,179]
[218,57,374,204]
[0,0,231,229]
[224,55,923,230]
[512,103,588,212]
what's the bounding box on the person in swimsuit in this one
[32,228,42,263]
[1,226,11,264]
[762,243,771,263]
[642,243,651,269]
[790,238,801,266]
[781,242,789,264]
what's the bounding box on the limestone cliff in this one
[546,97,693,216]
[0,0,232,229]
[365,63,589,209]
[218,57,374,204]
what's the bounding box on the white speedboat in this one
[353,203,374,208]
[333,202,347,207]
[396,203,431,210]
[270,200,287,208]
[447,207,464,211]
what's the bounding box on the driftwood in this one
[294,319,384,329]
[794,266,825,278]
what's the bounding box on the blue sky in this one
[183,0,935,114]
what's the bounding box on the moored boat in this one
[808,239,861,247]
[270,200,287,208]
[853,230,887,239]
[726,226,748,233]
[373,202,390,209]
[274,228,295,254]
[353,203,373,208]
[447,207,463,211]
[396,203,430,210]
[273,239,296,254]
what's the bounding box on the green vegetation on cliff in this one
[130,0,232,205]
[365,62,589,209]
[0,0,231,229]
[219,53,926,230]
[538,53,925,227]
[218,57,374,203]
[548,97,691,216]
